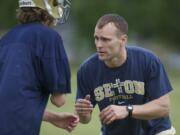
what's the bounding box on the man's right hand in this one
[43,111,79,132]
[75,95,93,123]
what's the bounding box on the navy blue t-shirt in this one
[76,46,172,135]
[0,22,71,135]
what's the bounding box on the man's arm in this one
[100,93,170,124]
[50,92,66,107]
[43,110,79,132]
[132,93,170,120]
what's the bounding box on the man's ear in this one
[119,34,128,46]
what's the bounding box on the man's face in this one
[94,22,127,62]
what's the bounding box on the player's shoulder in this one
[79,53,99,71]
[80,53,99,67]
[16,22,59,37]
[127,45,159,61]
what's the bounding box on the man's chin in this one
[98,55,107,61]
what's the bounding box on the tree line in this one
[0,0,179,49]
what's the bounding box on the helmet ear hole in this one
[53,0,58,6]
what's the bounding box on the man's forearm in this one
[43,110,54,122]
[132,94,170,120]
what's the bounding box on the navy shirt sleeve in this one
[38,34,71,93]
[145,56,172,100]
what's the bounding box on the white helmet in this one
[19,0,71,24]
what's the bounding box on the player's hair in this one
[16,7,55,26]
[96,13,128,35]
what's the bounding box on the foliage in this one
[0,0,17,30]
[0,0,180,49]
[71,0,180,49]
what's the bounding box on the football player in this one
[0,0,79,135]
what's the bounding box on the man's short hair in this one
[96,14,128,35]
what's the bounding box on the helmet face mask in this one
[53,0,71,24]
[57,0,71,24]
[19,0,71,24]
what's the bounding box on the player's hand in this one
[99,105,128,124]
[44,111,79,132]
[75,95,93,116]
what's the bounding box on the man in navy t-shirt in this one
[75,14,176,135]
[0,0,79,135]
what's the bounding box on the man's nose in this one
[96,40,103,48]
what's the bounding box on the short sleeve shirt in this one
[76,46,172,135]
[0,22,70,135]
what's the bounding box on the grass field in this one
[40,69,180,135]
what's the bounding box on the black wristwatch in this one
[126,104,133,117]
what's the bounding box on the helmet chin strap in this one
[57,6,63,18]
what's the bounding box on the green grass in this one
[169,71,180,134]
[40,68,101,135]
[40,69,180,135]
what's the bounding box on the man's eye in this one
[101,38,110,42]
[94,37,99,41]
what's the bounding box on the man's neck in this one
[105,48,127,68]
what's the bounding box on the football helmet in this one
[18,0,71,24]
